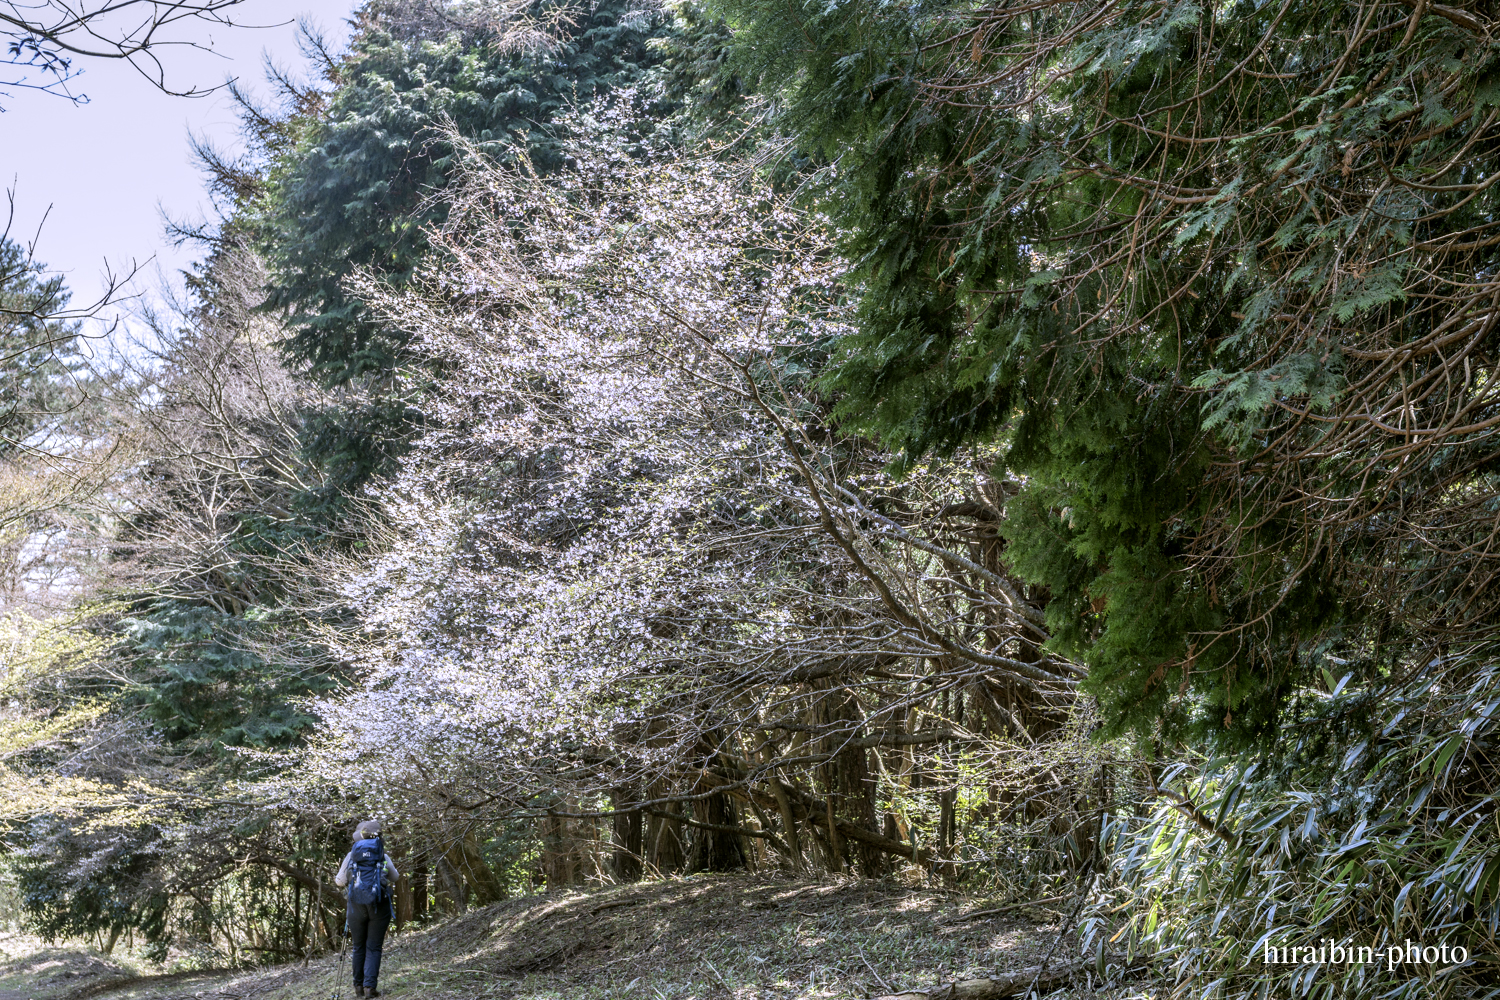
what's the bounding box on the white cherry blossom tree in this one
[292,97,1119,891]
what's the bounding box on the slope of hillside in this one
[0,876,1136,1000]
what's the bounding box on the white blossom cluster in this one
[286,98,1078,838]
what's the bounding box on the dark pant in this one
[348,900,392,989]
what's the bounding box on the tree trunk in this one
[541,814,577,890]
[449,832,505,904]
[770,775,805,871]
[825,686,885,875]
[647,804,685,875]
[611,787,643,883]
[395,871,412,928]
[411,861,429,922]
[806,814,836,872]
[842,742,883,876]
[691,788,746,872]
[435,853,467,912]
[823,793,844,873]
[317,902,334,950]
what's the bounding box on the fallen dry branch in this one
[872,961,1092,1000]
[942,895,1072,922]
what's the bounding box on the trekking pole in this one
[330,915,349,1000]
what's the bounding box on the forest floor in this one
[0,875,1144,1000]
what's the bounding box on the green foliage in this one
[258,2,667,488]
[98,236,350,754]
[715,0,1500,745]
[0,237,87,454]
[119,604,332,750]
[1094,650,1500,999]
[707,8,1500,989]
[652,1,743,121]
[9,822,169,949]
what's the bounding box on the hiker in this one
[336,819,399,998]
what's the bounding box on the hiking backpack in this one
[347,837,387,906]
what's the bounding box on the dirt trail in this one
[0,876,1113,1000]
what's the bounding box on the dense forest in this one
[3,0,1499,997]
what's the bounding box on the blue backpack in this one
[347,837,387,906]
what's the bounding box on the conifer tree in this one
[257,0,667,491]
[717,0,1500,742]
[0,237,87,454]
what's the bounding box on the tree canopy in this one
[5,2,1500,998]
[716,0,1500,743]
[256,1,666,492]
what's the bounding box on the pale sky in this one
[0,0,361,319]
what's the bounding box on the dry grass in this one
[0,931,164,1000]
[0,876,1142,1000]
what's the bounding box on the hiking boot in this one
[354,988,365,997]
[366,991,381,998]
